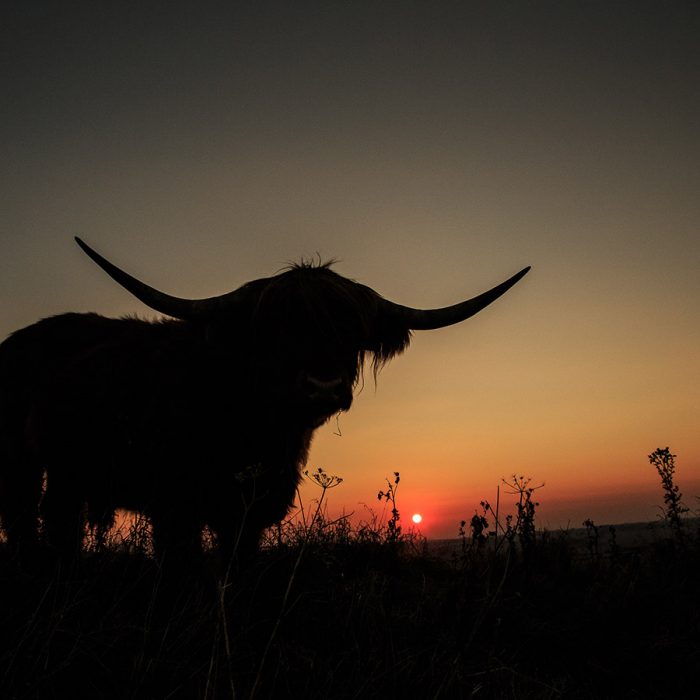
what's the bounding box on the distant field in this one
[428,517,700,559]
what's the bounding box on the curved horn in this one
[75,237,247,320]
[382,266,531,331]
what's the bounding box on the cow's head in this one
[75,238,529,426]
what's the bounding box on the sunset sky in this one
[2,2,698,537]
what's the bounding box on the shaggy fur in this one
[0,263,411,564]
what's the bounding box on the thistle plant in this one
[648,447,688,538]
[469,501,491,548]
[457,501,491,563]
[377,471,402,543]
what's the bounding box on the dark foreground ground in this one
[1,520,698,700]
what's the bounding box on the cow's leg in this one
[42,470,85,564]
[148,510,207,625]
[151,509,204,569]
[0,443,44,562]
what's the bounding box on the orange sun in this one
[412,513,422,524]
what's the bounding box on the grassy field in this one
[0,456,698,699]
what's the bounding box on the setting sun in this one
[412,513,423,524]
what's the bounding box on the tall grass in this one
[0,451,698,699]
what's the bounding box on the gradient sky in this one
[2,2,698,537]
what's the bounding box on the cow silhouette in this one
[0,237,529,564]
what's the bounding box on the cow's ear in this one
[366,308,412,367]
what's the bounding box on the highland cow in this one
[0,238,529,564]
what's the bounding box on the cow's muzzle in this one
[304,375,352,416]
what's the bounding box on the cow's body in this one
[0,313,313,561]
[0,239,529,564]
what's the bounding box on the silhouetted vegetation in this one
[648,447,689,540]
[1,454,698,699]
